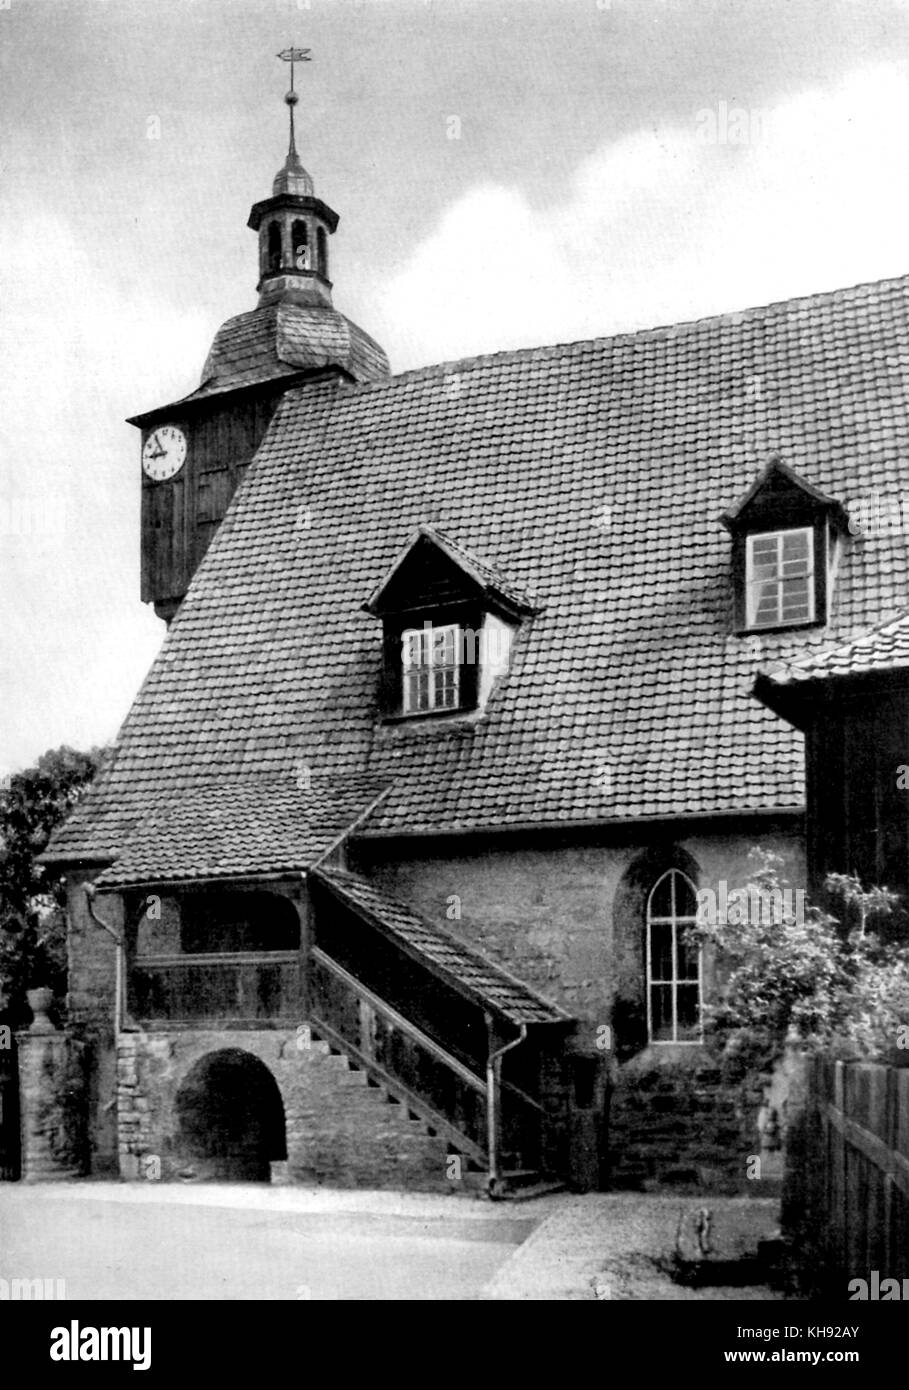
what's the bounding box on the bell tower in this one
[248,48,338,308]
[131,48,390,626]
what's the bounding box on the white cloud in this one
[379,63,909,370]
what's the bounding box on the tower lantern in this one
[247,48,339,307]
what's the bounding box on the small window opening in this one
[267,221,282,274]
[292,219,309,270]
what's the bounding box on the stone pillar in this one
[16,1031,88,1181]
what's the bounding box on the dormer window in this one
[402,623,461,713]
[363,525,536,722]
[721,455,849,635]
[746,527,814,629]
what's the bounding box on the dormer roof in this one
[720,454,849,533]
[363,523,538,618]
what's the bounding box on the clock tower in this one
[131,50,390,624]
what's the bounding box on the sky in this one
[4,0,909,775]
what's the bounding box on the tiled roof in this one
[47,272,909,863]
[314,867,571,1025]
[89,776,389,887]
[759,609,909,687]
[188,300,390,401]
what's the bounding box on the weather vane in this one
[277,46,312,156]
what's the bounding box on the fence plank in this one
[790,1058,909,1288]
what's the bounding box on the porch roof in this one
[91,775,389,889]
[313,866,573,1027]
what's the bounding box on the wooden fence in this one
[784,1055,909,1291]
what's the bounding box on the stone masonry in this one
[117,1026,474,1192]
[17,1033,88,1181]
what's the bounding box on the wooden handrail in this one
[311,947,485,1095]
[133,951,300,967]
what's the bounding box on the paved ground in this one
[483,1193,788,1300]
[0,1183,788,1301]
[0,1184,535,1301]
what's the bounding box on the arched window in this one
[291,219,309,270]
[645,869,702,1043]
[267,221,282,274]
[316,225,328,278]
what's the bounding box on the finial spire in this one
[277,46,311,158]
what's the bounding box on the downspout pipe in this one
[84,884,123,1041]
[485,1021,528,1200]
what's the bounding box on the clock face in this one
[142,424,187,482]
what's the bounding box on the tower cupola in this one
[246,47,339,308]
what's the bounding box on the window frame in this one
[401,621,462,716]
[379,601,482,722]
[745,525,816,631]
[645,868,703,1046]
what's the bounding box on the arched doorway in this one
[174,1049,286,1182]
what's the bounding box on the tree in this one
[692,849,909,1068]
[0,745,106,1027]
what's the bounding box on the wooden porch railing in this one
[310,947,545,1171]
[130,951,302,1025]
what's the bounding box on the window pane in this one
[752,554,780,580]
[434,627,456,665]
[434,668,458,708]
[676,986,700,1038]
[676,927,700,980]
[782,530,809,560]
[402,632,419,668]
[649,873,673,918]
[649,922,673,981]
[781,576,811,620]
[674,872,698,919]
[650,986,674,1041]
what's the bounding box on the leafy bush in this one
[0,746,105,1025]
[692,849,909,1067]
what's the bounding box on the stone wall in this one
[351,822,804,1190]
[117,1027,465,1192]
[351,824,803,1034]
[606,1053,768,1191]
[17,1033,88,1181]
[63,822,805,1192]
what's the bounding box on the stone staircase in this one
[282,1033,486,1193]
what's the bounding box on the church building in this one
[41,65,909,1194]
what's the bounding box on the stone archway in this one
[174,1048,286,1182]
